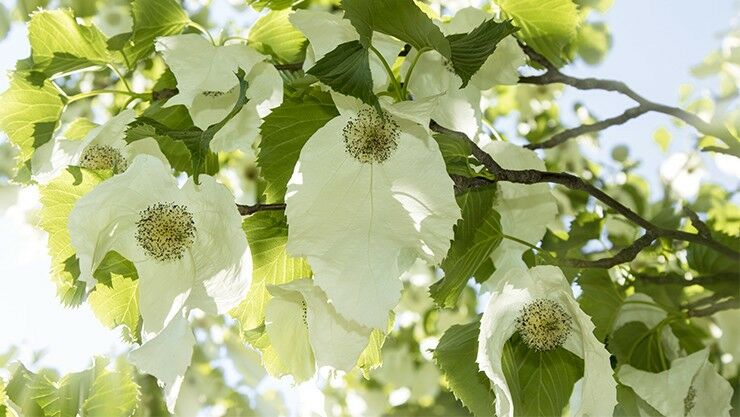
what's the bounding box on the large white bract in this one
[285,93,460,330]
[619,348,733,417]
[156,34,283,155]
[68,155,251,410]
[477,265,617,417]
[265,278,373,382]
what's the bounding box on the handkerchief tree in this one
[0,0,737,415]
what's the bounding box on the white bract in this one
[285,93,460,330]
[481,141,558,286]
[265,279,372,382]
[32,109,168,183]
[156,34,283,155]
[68,155,251,410]
[404,7,526,138]
[289,9,404,93]
[619,348,733,417]
[477,265,617,417]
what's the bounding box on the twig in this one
[429,121,740,263]
[518,43,740,155]
[634,272,738,286]
[236,203,286,216]
[560,233,657,268]
[685,294,740,317]
[682,206,712,239]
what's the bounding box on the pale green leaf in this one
[82,366,139,417]
[653,127,672,152]
[248,9,306,64]
[88,274,141,343]
[124,0,189,63]
[576,269,624,341]
[495,0,579,66]
[433,319,495,417]
[230,211,311,332]
[257,89,339,202]
[28,9,114,76]
[0,72,65,162]
[38,167,109,306]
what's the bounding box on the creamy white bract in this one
[68,155,251,411]
[285,93,460,330]
[156,34,283,155]
[265,279,373,382]
[404,7,526,138]
[477,265,617,417]
[481,141,558,286]
[32,109,168,183]
[619,348,733,417]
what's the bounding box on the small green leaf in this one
[248,10,306,64]
[653,127,672,152]
[433,319,495,417]
[27,9,115,76]
[686,232,739,275]
[446,19,518,87]
[258,89,339,202]
[576,269,625,341]
[88,273,141,343]
[342,0,450,57]
[495,0,579,66]
[230,211,311,332]
[502,333,584,417]
[431,187,502,308]
[0,71,65,162]
[433,133,481,178]
[357,328,388,376]
[609,321,670,373]
[247,0,296,10]
[307,40,377,107]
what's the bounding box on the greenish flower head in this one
[79,144,127,173]
[684,386,696,416]
[343,108,400,164]
[515,298,573,351]
[135,202,196,262]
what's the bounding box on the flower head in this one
[32,109,168,183]
[477,266,617,417]
[285,93,460,330]
[156,34,283,155]
[68,155,251,411]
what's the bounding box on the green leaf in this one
[29,371,89,417]
[307,40,378,107]
[258,89,339,202]
[502,333,584,417]
[248,10,306,64]
[495,0,579,66]
[242,325,290,377]
[342,0,450,57]
[0,72,65,162]
[0,4,10,41]
[433,133,481,178]
[356,328,388,376]
[230,211,311,332]
[126,123,193,173]
[124,0,190,63]
[81,365,139,417]
[431,187,502,308]
[88,274,141,344]
[652,127,672,152]
[686,232,739,274]
[576,269,624,341]
[27,9,115,77]
[433,319,495,417]
[39,167,110,306]
[609,321,670,373]
[6,364,46,416]
[446,19,518,87]
[614,384,662,417]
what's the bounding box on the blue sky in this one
[0,0,737,375]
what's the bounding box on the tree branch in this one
[518,43,740,155]
[560,233,657,268]
[236,203,286,216]
[685,294,740,317]
[429,121,740,264]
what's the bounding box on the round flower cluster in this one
[515,298,573,351]
[343,108,400,164]
[135,202,197,262]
